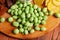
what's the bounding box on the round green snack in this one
[12,16,18,19]
[41,26,46,31]
[17,18,21,23]
[48,11,53,16]
[41,20,46,25]
[8,9,11,13]
[8,17,13,22]
[19,24,23,28]
[38,16,43,20]
[54,13,60,18]
[30,29,34,34]
[42,7,47,13]
[35,26,40,31]
[37,7,41,12]
[19,28,24,33]
[0,17,5,23]
[11,10,14,15]
[34,4,38,9]
[39,12,44,16]
[19,4,23,8]
[24,30,28,35]
[43,16,48,20]
[13,22,19,27]
[11,4,18,9]
[13,29,19,34]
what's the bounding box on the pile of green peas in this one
[7,1,60,35]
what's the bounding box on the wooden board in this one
[0,13,60,39]
[0,25,60,40]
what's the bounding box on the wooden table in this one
[0,24,60,40]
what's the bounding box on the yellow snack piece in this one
[45,0,50,6]
[52,0,60,6]
[47,1,60,13]
[57,0,60,2]
[34,0,44,6]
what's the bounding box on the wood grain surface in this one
[0,23,60,40]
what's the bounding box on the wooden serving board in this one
[0,13,60,39]
[0,0,60,39]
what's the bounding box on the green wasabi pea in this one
[39,12,44,16]
[43,16,48,20]
[24,30,28,35]
[44,12,49,16]
[34,4,38,9]
[11,10,14,15]
[26,1,31,5]
[0,17,5,23]
[13,22,19,27]
[19,4,23,8]
[14,11,18,15]
[18,10,22,15]
[11,4,18,9]
[13,29,19,34]
[35,26,40,31]
[34,10,37,13]
[19,28,24,33]
[8,9,11,13]
[37,7,41,12]
[29,17,34,22]
[28,27,31,31]
[30,29,34,34]
[41,26,46,31]
[22,20,26,24]
[41,20,46,25]
[38,16,43,20]
[27,13,31,18]
[15,9,18,11]
[34,17,38,23]
[38,20,41,24]
[34,23,39,27]
[19,24,23,28]
[8,17,13,22]
[25,21,30,27]
[23,2,27,7]
[15,1,20,5]
[24,27,28,30]
[54,13,60,18]
[48,11,54,16]
[12,16,18,19]
[17,18,21,23]
[35,13,39,17]
[21,12,25,19]
[42,7,47,13]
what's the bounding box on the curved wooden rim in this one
[0,13,60,39]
